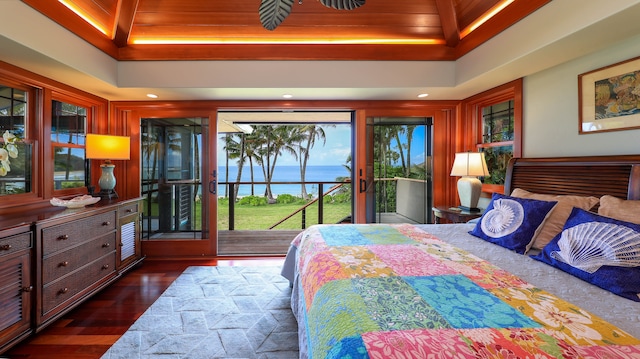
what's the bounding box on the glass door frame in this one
[118,104,218,257]
[114,101,460,256]
[364,116,433,224]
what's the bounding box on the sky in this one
[217,123,427,167]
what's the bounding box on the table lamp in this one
[450,152,489,211]
[86,134,130,199]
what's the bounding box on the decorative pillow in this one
[598,195,640,224]
[531,207,640,302]
[468,193,557,254]
[511,188,599,251]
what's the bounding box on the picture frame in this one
[578,55,640,134]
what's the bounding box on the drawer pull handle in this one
[22,286,33,292]
[1,244,11,250]
[57,234,69,240]
[102,243,110,248]
[59,261,69,267]
[102,264,110,270]
[102,221,111,226]
[59,287,69,294]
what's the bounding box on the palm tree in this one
[221,133,247,199]
[296,124,330,199]
[243,133,262,196]
[404,125,416,177]
[141,125,161,195]
[392,125,407,176]
[255,125,303,201]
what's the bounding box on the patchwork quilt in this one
[293,223,640,358]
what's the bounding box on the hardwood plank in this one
[4,258,285,358]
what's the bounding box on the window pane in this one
[482,100,514,143]
[0,86,27,138]
[0,142,32,195]
[482,146,512,185]
[52,100,87,191]
[51,100,86,145]
[54,146,86,190]
[0,85,30,196]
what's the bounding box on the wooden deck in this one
[218,229,302,256]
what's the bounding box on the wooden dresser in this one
[0,224,33,353]
[0,198,143,352]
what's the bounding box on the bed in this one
[281,155,640,358]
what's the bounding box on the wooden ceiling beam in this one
[117,43,458,61]
[113,0,139,47]
[435,0,460,47]
[21,0,120,58]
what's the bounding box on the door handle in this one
[359,169,367,193]
[359,178,367,193]
[209,170,217,194]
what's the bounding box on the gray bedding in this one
[416,223,640,339]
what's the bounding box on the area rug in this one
[100,266,298,359]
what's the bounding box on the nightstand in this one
[432,206,482,224]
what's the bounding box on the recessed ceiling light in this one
[282,94,293,99]
[417,93,429,98]
[147,93,158,99]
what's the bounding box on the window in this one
[0,85,31,196]
[462,78,522,194]
[478,100,514,185]
[51,100,88,191]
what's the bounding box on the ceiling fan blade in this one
[319,0,365,10]
[259,0,295,31]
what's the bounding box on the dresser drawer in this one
[41,252,116,315]
[0,231,32,257]
[41,211,116,255]
[42,234,116,284]
[118,202,139,218]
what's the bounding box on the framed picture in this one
[579,56,640,134]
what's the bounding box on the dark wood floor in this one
[4,257,285,359]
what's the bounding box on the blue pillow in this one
[531,207,640,302]
[468,193,557,254]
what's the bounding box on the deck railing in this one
[220,180,349,230]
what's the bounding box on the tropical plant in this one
[0,130,19,176]
[295,124,331,199]
[258,0,365,30]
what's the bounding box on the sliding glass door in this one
[140,117,208,240]
[365,116,433,224]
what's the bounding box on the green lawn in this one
[217,199,351,230]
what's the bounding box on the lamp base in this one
[457,176,482,211]
[98,189,118,200]
[97,163,118,200]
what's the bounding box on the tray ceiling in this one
[20,0,550,61]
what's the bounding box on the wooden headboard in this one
[504,155,640,200]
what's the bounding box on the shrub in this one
[238,195,267,206]
[276,193,298,204]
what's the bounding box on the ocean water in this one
[218,165,350,197]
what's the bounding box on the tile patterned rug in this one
[101,266,298,359]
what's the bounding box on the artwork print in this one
[579,56,640,134]
[594,70,640,119]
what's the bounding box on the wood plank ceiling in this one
[21,0,550,61]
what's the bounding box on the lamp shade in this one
[450,152,489,177]
[86,134,130,160]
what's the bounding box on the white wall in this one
[523,34,640,157]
